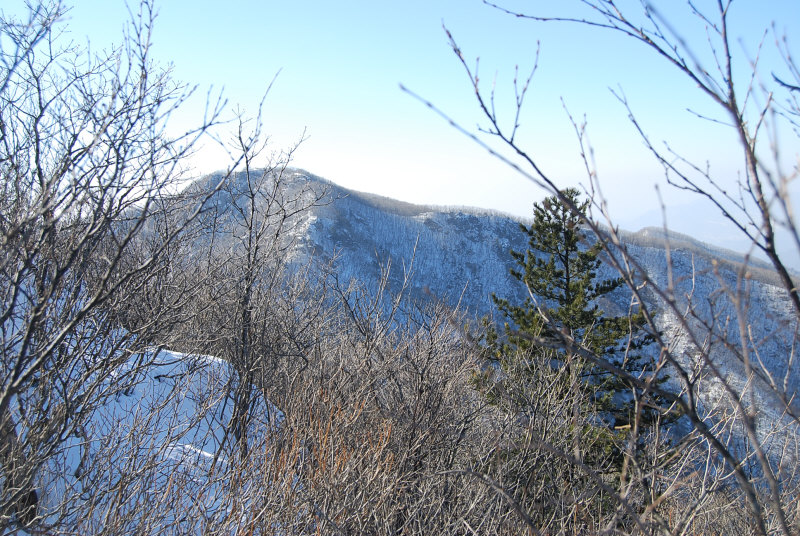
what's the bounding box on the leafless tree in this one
[174,120,330,460]
[0,0,236,530]
[406,0,800,534]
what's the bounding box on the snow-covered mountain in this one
[179,167,799,460]
[282,169,789,316]
[291,171,532,316]
[278,169,798,430]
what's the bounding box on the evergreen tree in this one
[484,188,665,434]
[472,189,671,525]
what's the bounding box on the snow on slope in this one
[180,167,799,466]
[287,169,796,332]
[36,350,278,531]
[611,230,800,461]
[286,170,532,316]
[613,229,799,402]
[281,169,799,456]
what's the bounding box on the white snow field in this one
[34,349,282,533]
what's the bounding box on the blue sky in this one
[11,1,800,259]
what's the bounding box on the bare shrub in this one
[0,1,233,530]
[409,1,800,534]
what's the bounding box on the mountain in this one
[279,169,798,443]
[183,167,797,461]
[291,171,532,317]
[284,169,789,311]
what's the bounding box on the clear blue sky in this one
[8,1,800,259]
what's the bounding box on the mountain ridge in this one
[189,167,799,431]
[274,169,799,438]
[278,168,786,304]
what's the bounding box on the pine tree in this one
[484,188,666,439]
[470,189,672,527]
